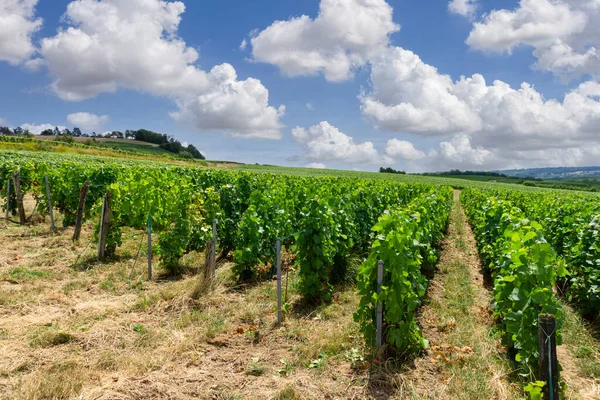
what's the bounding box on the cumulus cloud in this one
[465,0,600,80]
[35,0,284,138]
[394,135,600,172]
[360,45,600,170]
[362,47,600,151]
[20,123,66,135]
[67,112,109,132]
[448,0,478,19]
[239,39,247,50]
[306,103,313,110]
[171,64,285,139]
[0,0,42,65]
[361,47,481,135]
[292,121,391,164]
[250,0,399,82]
[385,139,426,160]
[306,162,326,169]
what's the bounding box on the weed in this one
[246,357,265,376]
[29,327,74,348]
[274,385,300,400]
[99,279,116,292]
[344,347,365,369]
[276,359,295,377]
[308,352,327,373]
[131,323,147,334]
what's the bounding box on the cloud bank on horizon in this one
[1,0,600,172]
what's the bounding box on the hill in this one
[499,166,600,179]
[36,136,174,156]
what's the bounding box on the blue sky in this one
[1,0,599,171]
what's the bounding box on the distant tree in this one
[132,128,170,144]
[40,129,54,136]
[160,140,184,154]
[379,167,405,174]
[61,128,72,136]
[72,127,82,137]
[22,129,33,137]
[13,127,23,135]
[91,131,97,137]
[0,127,12,135]
[108,131,124,139]
[53,127,61,136]
[54,135,75,143]
[186,144,205,160]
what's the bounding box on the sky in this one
[1,0,600,172]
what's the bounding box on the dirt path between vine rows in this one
[398,190,600,400]
[397,190,521,399]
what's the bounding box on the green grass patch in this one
[29,326,75,348]
[562,304,600,378]
[8,267,50,281]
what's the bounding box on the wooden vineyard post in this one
[147,214,152,280]
[72,182,90,241]
[276,238,282,325]
[12,172,26,225]
[44,176,55,231]
[4,179,10,221]
[539,314,559,400]
[376,260,384,349]
[212,219,217,280]
[97,192,111,261]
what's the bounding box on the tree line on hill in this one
[0,126,204,160]
[419,169,541,181]
[379,167,406,174]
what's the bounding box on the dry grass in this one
[402,190,523,399]
[0,197,370,399]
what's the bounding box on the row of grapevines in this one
[0,152,436,284]
[461,188,565,375]
[474,189,600,316]
[293,180,432,302]
[354,187,452,352]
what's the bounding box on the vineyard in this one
[0,150,599,399]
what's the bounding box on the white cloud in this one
[35,0,284,138]
[20,123,66,135]
[306,103,313,110]
[361,45,600,170]
[435,135,497,169]
[67,112,109,132]
[397,135,600,172]
[448,0,478,19]
[306,162,326,169]
[362,47,600,150]
[465,0,600,81]
[0,0,42,65]
[361,47,481,135]
[239,39,247,50]
[0,117,6,126]
[385,139,426,160]
[250,0,399,82]
[292,121,391,164]
[170,64,285,139]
